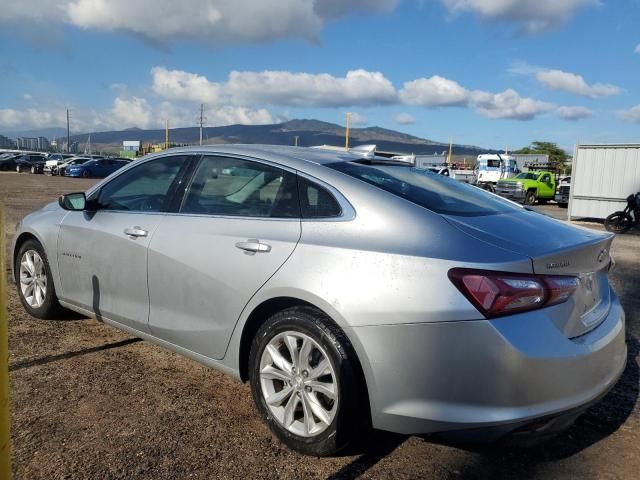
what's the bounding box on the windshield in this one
[514,173,538,180]
[329,161,523,216]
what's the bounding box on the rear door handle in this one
[235,239,271,255]
[124,226,148,238]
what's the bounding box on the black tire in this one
[604,212,633,234]
[82,170,91,178]
[249,306,365,456]
[15,239,64,319]
[524,190,537,206]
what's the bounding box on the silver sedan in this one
[12,145,626,456]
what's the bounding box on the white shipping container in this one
[569,144,640,220]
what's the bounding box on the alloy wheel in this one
[259,331,338,437]
[19,249,47,308]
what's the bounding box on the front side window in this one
[330,161,523,216]
[181,155,298,218]
[97,155,186,212]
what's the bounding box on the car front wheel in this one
[525,190,537,205]
[15,239,63,319]
[249,306,365,456]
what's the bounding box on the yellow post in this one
[0,202,11,479]
[344,112,351,150]
[165,119,170,150]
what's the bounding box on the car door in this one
[147,154,301,359]
[57,154,193,331]
[539,173,553,198]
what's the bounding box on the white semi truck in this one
[475,154,520,192]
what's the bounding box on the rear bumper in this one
[350,290,626,436]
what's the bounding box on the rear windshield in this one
[329,161,523,216]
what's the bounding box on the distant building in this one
[0,134,16,149]
[120,140,141,158]
[16,136,50,151]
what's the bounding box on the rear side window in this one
[329,161,522,216]
[298,177,341,218]
[181,155,299,218]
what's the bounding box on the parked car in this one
[54,157,91,176]
[495,170,557,205]
[555,176,571,207]
[15,154,46,173]
[44,154,75,175]
[0,153,21,171]
[64,158,128,178]
[12,145,626,456]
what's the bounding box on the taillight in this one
[448,268,579,318]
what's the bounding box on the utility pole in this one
[66,109,70,153]
[199,104,205,146]
[165,119,169,150]
[345,112,352,150]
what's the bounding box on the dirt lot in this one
[1,172,639,479]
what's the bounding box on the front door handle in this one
[124,226,148,238]
[235,239,271,255]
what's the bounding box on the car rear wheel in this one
[82,170,91,178]
[249,306,365,456]
[15,239,63,319]
[524,190,537,205]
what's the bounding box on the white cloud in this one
[535,69,620,98]
[0,108,58,129]
[635,44,640,54]
[348,112,368,125]
[393,112,416,124]
[398,74,553,120]
[470,89,555,120]
[399,76,469,107]
[618,105,640,123]
[557,105,592,120]
[152,67,397,107]
[23,93,33,101]
[440,0,599,32]
[228,69,396,107]
[110,96,154,129]
[0,0,397,46]
[152,67,223,104]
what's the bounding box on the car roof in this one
[150,144,364,170]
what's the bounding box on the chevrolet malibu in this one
[13,145,626,456]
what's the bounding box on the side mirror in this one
[59,192,87,211]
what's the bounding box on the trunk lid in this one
[444,209,614,338]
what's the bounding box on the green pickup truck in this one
[494,171,556,205]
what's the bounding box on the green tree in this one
[515,141,570,170]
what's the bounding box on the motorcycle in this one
[604,192,640,233]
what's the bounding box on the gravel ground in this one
[1,172,639,479]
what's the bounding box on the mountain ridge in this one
[4,119,497,155]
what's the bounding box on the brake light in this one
[448,268,579,318]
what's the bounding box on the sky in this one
[0,0,639,150]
